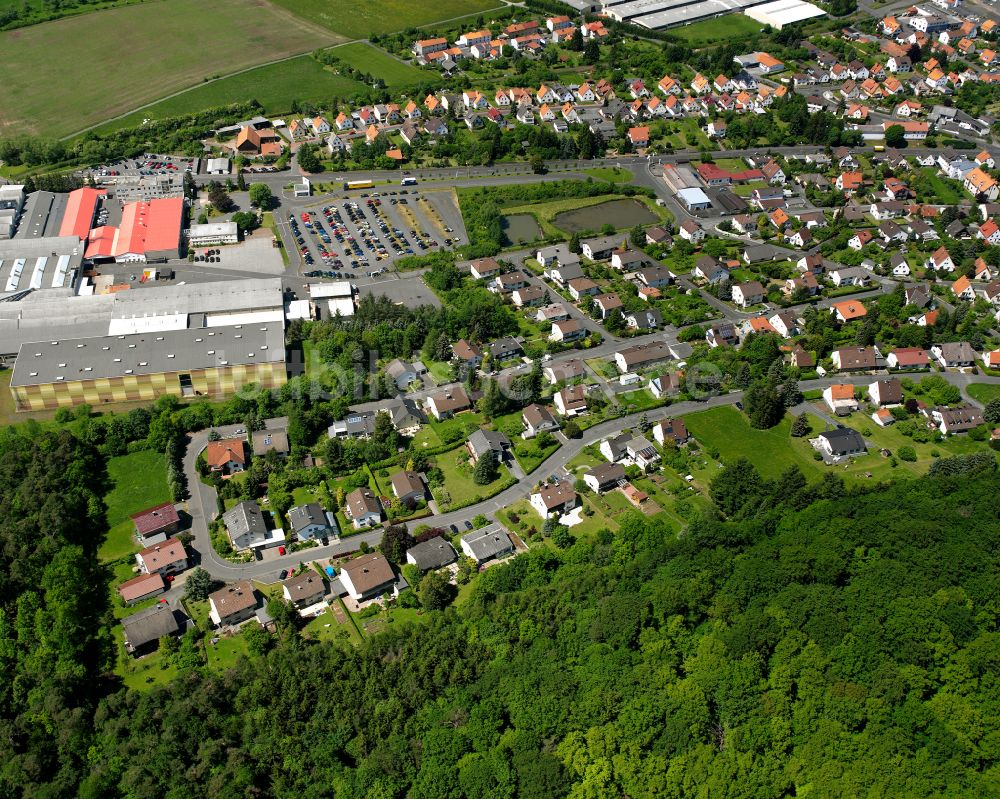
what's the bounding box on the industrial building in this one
[58,187,105,242]
[9,322,287,411]
[84,196,185,263]
[105,173,185,203]
[744,0,825,29]
[0,277,285,359]
[0,236,84,296]
[602,0,771,30]
[0,184,25,239]
[188,222,239,247]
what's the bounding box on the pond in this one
[501,213,544,246]
[553,198,658,234]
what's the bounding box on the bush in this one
[897,445,917,462]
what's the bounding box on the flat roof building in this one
[744,0,825,29]
[188,222,238,247]
[84,196,185,263]
[9,322,286,411]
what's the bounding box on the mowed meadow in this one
[0,0,341,137]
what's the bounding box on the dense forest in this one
[2,410,999,796]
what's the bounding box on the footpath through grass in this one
[100,450,171,563]
[0,0,340,137]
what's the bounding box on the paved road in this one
[183,369,1000,582]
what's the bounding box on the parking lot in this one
[282,188,467,278]
[80,153,197,181]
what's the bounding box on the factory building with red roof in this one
[58,187,106,242]
[83,196,184,263]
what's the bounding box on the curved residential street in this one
[183,370,1000,583]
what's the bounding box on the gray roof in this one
[252,429,289,456]
[586,461,626,485]
[223,501,268,542]
[819,427,866,455]
[406,537,458,570]
[11,323,285,387]
[461,524,513,561]
[122,604,181,651]
[468,428,511,459]
[287,503,329,533]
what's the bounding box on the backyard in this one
[101,450,171,563]
[431,445,515,512]
[0,0,341,137]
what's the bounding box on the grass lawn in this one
[114,632,181,691]
[581,167,634,183]
[429,411,485,446]
[917,168,964,204]
[269,0,502,38]
[617,389,663,413]
[424,359,455,384]
[432,446,514,512]
[682,406,825,480]
[332,42,433,87]
[968,383,1000,405]
[93,54,366,135]
[0,0,340,137]
[667,14,762,46]
[512,436,561,474]
[100,450,171,564]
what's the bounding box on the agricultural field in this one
[93,56,368,135]
[332,42,434,87]
[269,0,502,39]
[0,0,341,137]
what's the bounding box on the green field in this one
[101,450,171,563]
[269,0,501,38]
[332,42,435,87]
[0,0,341,137]
[94,56,368,135]
[666,14,762,47]
[968,383,1000,405]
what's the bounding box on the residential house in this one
[931,342,977,368]
[340,553,397,601]
[584,462,626,493]
[732,281,766,308]
[568,277,600,301]
[386,470,425,508]
[490,336,522,361]
[926,246,956,273]
[252,429,290,458]
[385,358,418,390]
[550,318,586,343]
[530,481,578,518]
[615,341,672,372]
[831,347,879,371]
[132,502,181,544]
[282,571,325,609]
[123,604,182,656]
[118,572,167,607]
[135,537,188,576]
[344,488,383,530]
[209,580,259,627]
[205,438,246,473]
[287,503,332,542]
[930,406,984,434]
[831,300,868,323]
[470,257,503,280]
[426,385,471,420]
[706,322,739,348]
[406,537,457,571]
[868,378,903,406]
[452,339,483,369]
[679,220,705,243]
[522,404,559,438]
[467,429,511,465]
[626,436,659,470]
[652,418,689,447]
[817,428,867,458]
[592,293,624,320]
[461,524,515,564]
[648,370,681,399]
[625,309,663,331]
[952,274,976,301]
[554,384,588,416]
[223,501,275,552]
[885,347,931,370]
